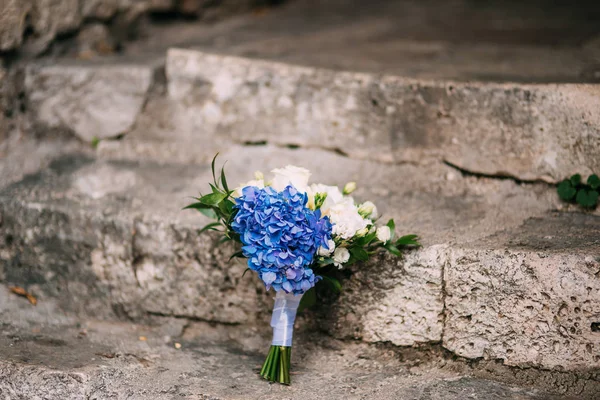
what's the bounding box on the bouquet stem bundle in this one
[260,345,292,384]
[260,291,301,384]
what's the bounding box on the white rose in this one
[329,201,370,239]
[270,165,311,193]
[376,226,391,243]
[333,247,350,268]
[317,239,335,256]
[233,178,264,197]
[358,201,378,219]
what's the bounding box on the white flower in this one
[333,247,350,268]
[343,182,357,195]
[329,201,370,239]
[233,178,264,197]
[376,226,391,243]
[356,227,369,237]
[317,239,335,256]
[358,201,378,219]
[307,184,344,214]
[270,165,311,193]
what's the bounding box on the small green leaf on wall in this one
[557,173,599,209]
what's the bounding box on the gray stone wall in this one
[0,0,275,54]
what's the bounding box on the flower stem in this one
[260,345,292,385]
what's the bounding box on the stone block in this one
[444,213,600,370]
[25,61,154,142]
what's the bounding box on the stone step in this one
[0,285,592,400]
[1,144,599,373]
[20,46,600,183]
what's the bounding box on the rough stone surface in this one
[158,49,600,181]
[0,0,30,51]
[0,66,7,142]
[0,156,271,323]
[25,60,155,142]
[328,245,446,346]
[81,0,174,20]
[29,0,81,43]
[4,144,595,367]
[0,285,589,400]
[2,143,600,371]
[0,0,276,53]
[444,212,600,371]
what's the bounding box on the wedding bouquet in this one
[185,155,419,384]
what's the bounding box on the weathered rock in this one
[155,49,600,181]
[2,144,599,371]
[444,212,600,371]
[80,0,175,20]
[0,66,7,142]
[29,0,81,40]
[0,144,562,332]
[0,155,271,323]
[0,0,30,51]
[328,245,446,346]
[0,285,587,400]
[75,23,116,57]
[25,60,155,142]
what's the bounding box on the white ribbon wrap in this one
[270,291,302,347]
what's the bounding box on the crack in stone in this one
[439,255,449,345]
[443,159,557,185]
[240,139,350,158]
[239,139,428,167]
[130,218,142,288]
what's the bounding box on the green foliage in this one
[184,154,239,238]
[588,174,600,190]
[557,173,599,209]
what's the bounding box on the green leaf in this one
[199,192,227,206]
[198,208,218,219]
[183,202,210,210]
[570,174,582,186]
[229,250,245,261]
[349,247,369,261]
[385,243,401,257]
[386,219,396,241]
[219,199,235,215]
[242,268,252,278]
[220,165,229,193]
[354,231,377,247]
[557,180,577,201]
[587,174,600,190]
[218,236,232,244]
[299,287,317,312]
[211,153,219,187]
[576,189,599,208]
[198,222,222,234]
[321,275,342,293]
[209,183,221,194]
[396,234,420,247]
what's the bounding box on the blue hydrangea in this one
[231,185,333,294]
